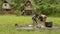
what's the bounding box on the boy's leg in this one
[33,20,38,28]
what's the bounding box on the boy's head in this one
[35,13,39,18]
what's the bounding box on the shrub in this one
[14,10,20,16]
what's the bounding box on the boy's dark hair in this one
[35,14,38,17]
[34,12,39,17]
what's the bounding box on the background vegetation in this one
[0,0,60,16]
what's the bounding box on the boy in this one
[32,13,38,26]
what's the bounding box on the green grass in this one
[0,15,60,34]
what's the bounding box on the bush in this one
[14,10,20,16]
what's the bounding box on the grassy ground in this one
[0,15,60,34]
